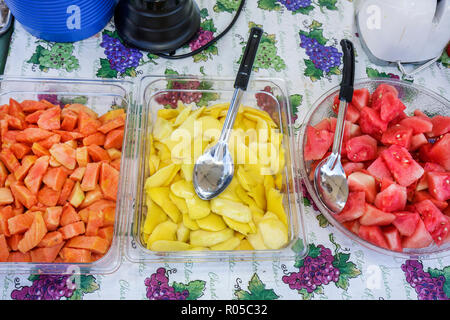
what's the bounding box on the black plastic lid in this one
[114,0,201,53]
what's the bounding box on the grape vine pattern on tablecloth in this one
[255,86,303,123]
[234,273,280,300]
[402,260,449,300]
[299,21,342,81]
[27,42,80,72]
[282,234,361,299]
[438,45,450,68]
[155,68,219,108]
[97,30,159,78]
[257,0,338,14]
[145,267,206,300]
[186,8,219,62]
[11,274,99,300]
[239,22,286,72]
[366,67,400,80]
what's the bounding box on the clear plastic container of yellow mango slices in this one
[122,75,308,263]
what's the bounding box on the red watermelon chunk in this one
[427,172,450,201]
[414,199,449,246]
[304,125,333,161]
[332,96,360,123]
[413,191,448,211]
[367,157,393,182]
[392,211,420,237]
[346,135,377,162]
[348,171,377,203]
[381,125,413,149]
[382,226,402,252]
[429,133,450,171]
[409,133,428,151]
[374,183,407,212]
[430,116,450,137]
[314,118,331,131]
[372,84,399,111]
[379,93,406,123]
[359,203,396,226]
[381,145,424,187]
[402,219,433,249]
[350,88,370,110]
[343,162,364,177]
[359,107,388,138]
[399,116,433,134]
[358,225,389,249]
[334,191,365,223]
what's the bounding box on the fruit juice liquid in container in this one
[0,76,134,275]
[4,0,118,42]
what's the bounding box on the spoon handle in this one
[218,27,263,143]
[331,39,355,158]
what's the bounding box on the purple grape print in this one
[278,0,311,11]
[283,245,339,293]
[282,237,361,299]
[144,267,205,300]
[189,28,214,51]
[300,33,342,74]
[402,260,449,300]
[100,33,143,74]
[11,275,76,300]
[155,80,202,108]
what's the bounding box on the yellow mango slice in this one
[148,154,160,176]
[210,237,241,251]
[186,195,210,220]
[210,198,252,223]
[275,173,283,190]
[180,164,194,182]
[147,187,181,223]
[168,190,188,214]
[248,183,266,211]
[188,246,210,251]
[170,179,195,198]
[150,240,192,251]
[154,142,171,162]
[153,117,173,142]
[157,108,179,120]
[144,163,180,189]
[223,216,253,235]
[196,213,227,232]
[183,213,199,230]
[147,220,178,248]
[236,165,255,191]
[177,223,190,242]
[143,199,168,235]
[190,228,234,247]
[264,175,275,194]
[242,107,277,128]
[241,117,256,131]
[267,188,287,225]
[246,231,268,250]
[235,239,254,250]
[234,232,246,240]
[257,213,288,249]
[173,105,192,127]
[217,177,241,202]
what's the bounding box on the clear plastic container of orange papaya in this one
[0,76,134,275]
[124,75,309,263]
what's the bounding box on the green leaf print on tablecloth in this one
[144,267,206,300]
[234,273,280,300]
[257,0,338,14]
[239,22,286,72]
[96,30,158,79]
[437,48,450,68]
[282,234,361,299]
[299,21,342,81]
[27,42,80,72]
[214,0,241,13]
[10,274,99,300]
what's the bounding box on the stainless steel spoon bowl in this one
[193,27,263,200]
[313,39,355,213]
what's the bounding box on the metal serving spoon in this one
[193,27,263,200]
[314,39,355,213]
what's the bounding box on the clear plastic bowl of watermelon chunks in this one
[298,78,450,259]
[0,76,134,275]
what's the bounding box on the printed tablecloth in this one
[1,0,449,300]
